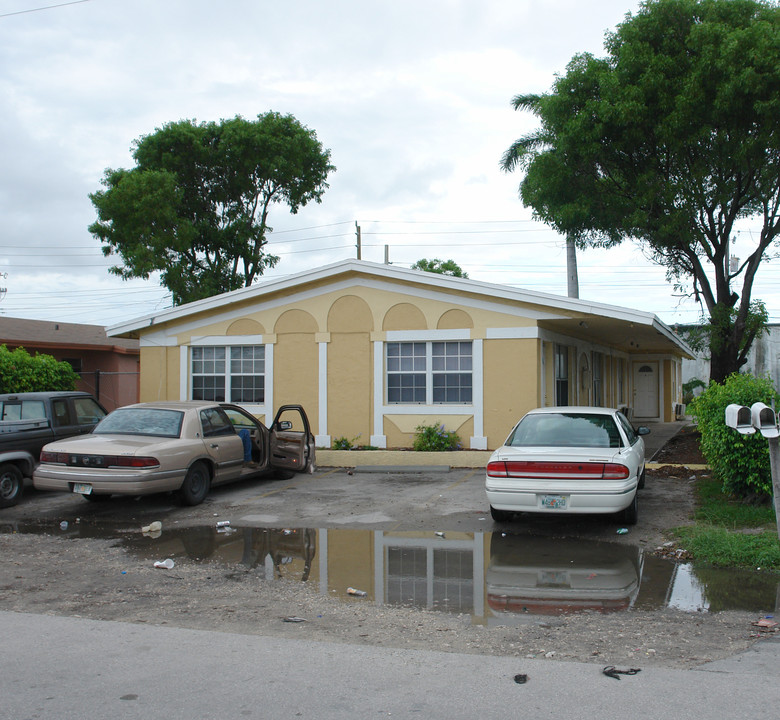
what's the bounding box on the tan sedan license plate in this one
[541,494,567,509]
[72,483,93,495]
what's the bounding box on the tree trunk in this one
[708,329,744,384]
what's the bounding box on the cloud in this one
[0,0,725,326]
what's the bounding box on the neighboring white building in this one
[680,323,780,389]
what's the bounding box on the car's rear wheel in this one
[0,463,23,508]
[490,505,513,522]
[180,462,211,506]
[620,493,638,525]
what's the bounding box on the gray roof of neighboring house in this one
[0,316,139,353]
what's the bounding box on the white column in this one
[179,346,188,401]
[470,338,487,450]
[265,344,274,422]
[370,340,387,448]
[315,341,330,447]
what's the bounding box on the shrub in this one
[332,435,356,450]
[412,422,461,452]
[0,345,79,393]
[688,373,778,500]
[682,377,706,405]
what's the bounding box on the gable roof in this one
[106,259,692,357]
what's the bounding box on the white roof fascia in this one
[106,259,689,354]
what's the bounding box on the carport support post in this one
[768,437,780,541]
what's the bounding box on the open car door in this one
[269,405,316,473]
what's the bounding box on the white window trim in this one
[181,338,272,418]
[371,337,486,450]
[385,329,470,342]
[190,334,264,345]
[385,339,474,406]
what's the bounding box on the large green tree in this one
[90,112,335,305]
[410,258,469,277]
[501,0,780,382]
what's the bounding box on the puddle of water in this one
[4,520,778,623]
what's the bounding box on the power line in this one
[0,0,92,18]
[362,228,555,236]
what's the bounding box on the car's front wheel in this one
[180,462,211,506]
[0,463,23,508]
[490,505,513,522]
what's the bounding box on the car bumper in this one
[33,465,186,496]
[485,477,637,515]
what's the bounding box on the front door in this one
[633,362,659,419]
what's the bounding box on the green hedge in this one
[688,373,778,500]
[0,345,79,393]
[413,422,461,451]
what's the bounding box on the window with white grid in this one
[432,341,472,403]
[386,342,426,403]
[192,346,227,402]
[192,345,265,403]
[386,341,472,404]
[229,346,265,403]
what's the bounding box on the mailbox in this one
[725,404,756,434]
[751,402,780,438]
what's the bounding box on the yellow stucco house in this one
[107,259,692,450]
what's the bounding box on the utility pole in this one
[566,236,579,299]
[384,245,390,265]
[355,222,362,260]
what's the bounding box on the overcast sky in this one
[1,0,777,329]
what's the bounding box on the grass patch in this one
[671,476,780,572]
[693,477,776,528]
[673,525,780,571]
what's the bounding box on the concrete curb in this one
[317,449,710,472]
[317,449,492,469]
[351,465,452,473]
[646,462,709,470]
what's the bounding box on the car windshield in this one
[94,408,184,438]
[507,413,622,449]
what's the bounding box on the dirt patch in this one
[0,427,774,670]
[653,425,706,465]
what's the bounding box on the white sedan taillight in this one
[487,460,629,479]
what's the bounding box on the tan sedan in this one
[33,402,315,506]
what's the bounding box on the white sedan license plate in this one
[72,483,93,495]
[541,494,567,509]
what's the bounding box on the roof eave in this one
[106,260,689,357]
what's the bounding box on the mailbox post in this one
[725,402,780,540]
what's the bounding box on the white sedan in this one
[33,402,315,506]
[485,407,649,525]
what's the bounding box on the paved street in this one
[2,611,779,720]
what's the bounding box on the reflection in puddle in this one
[4,521,779,623]
[487,535,644,617]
